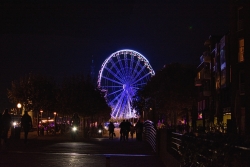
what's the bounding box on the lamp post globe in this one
[17,103,22,115]
[40,110,43,121]
[53,112,57,134]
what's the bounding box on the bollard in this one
[106,156,110,167]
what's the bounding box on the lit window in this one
[238,39,244,62]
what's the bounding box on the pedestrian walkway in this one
[1,129,167,167]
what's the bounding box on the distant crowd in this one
[107,119,144,141]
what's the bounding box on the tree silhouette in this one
[133,63,196,126]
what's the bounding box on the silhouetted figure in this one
[124,120,132,141]
[135,120,143,141]
[119,120,126,141]
[1,109,12,143]
[108,121,115,139]
[21,110,32,144]
[130,125,135,139]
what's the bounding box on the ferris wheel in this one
[97,49,155,119]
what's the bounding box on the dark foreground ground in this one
[0,129,167,167]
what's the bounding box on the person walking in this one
[124,120,132,141]
[135,119,143,141]
[1,109,12,144]
[108,121,115,139]
[130,124,135,139]
[21,110,32,144]
[119,120,126,141]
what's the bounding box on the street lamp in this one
[40,110,43,122]
[54,112,57,134]
[17,103,22,115]
[54,112,57,123]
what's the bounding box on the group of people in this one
[119,120,133,141]
[107,119,144,141]
[0,108,32,145]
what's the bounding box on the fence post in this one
[106,156,110,167]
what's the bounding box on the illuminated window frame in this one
[238,38,244,62]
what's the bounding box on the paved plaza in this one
[0,129,166,167]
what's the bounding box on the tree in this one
[59,74,111,119]
[8,72,57,113]
[8,73,57,135]
[133,63,196,126]
[8,72,111,128]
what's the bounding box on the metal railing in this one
[168,132,250,166]
[143,120,157,152]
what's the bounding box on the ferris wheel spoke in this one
[119,94,129,117]
[109,90,123,105]
[107,88,123,97]
[131,58,141,80]
[102,76,123,85]
[109,59,126,82]
[125,55,132,77]
[127,90,135,103]
[117,55,126,77]
[129,55,134,76]
[102,86,123,88]
[127,98,132,117]
[130,87,140,91]
[132,72,151,85]
[104,66,124,83]
[126,92,135,118]
[112,91,126,117]
[131,82,147,88]
[124,54,129,76]
[131,65,147,83]
[111,97,123,118]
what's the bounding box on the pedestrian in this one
[135,119,143,141]
[1,109,12,143]
[124,120,132,141]
[21,110,32,144]
[108,121,115,139]
[130,124,135,139]
[119,120,126,141]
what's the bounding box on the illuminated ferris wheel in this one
[97,49,155,119]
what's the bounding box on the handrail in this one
[144,120,156,152]
[168,132,250,166]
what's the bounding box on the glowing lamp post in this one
[54,112,57,123]
[54,112,57,134]
[17,103,22,115]
[40,110,43,122]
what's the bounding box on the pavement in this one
[0,129,167,167]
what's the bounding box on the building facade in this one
[195,1,250,134]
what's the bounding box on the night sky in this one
[0,0,229,108]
